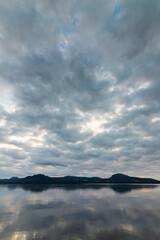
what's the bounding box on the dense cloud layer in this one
[0,0,160,178]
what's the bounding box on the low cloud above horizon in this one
[0,0,160,179]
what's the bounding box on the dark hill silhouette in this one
[108,173,159,183]
[0,173,159,184]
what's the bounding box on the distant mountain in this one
[10,177,20,181]
[108,173,159,183]
[0,173,159,184]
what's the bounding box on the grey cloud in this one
[0,0,159,178]
[109,0,160,58]
[0,148,27,160]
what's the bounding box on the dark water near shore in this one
[0,184,160,240]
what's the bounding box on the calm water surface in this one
[0,184,160,240]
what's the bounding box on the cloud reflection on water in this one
[0,185,160,240]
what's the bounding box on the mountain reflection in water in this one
[5,183,158,193]
[0,184,160,240]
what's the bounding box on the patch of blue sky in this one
[59,40,69,58]
[103,4,121,30]
[62,24,70,37]
[62,16,79,37]
[72,16,79,32]
[59,42,68,51]
[112,4,121,17]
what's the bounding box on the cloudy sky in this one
[0,0,160,179]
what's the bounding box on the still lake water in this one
[0,184,160,240]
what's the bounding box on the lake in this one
[0,184,160,240]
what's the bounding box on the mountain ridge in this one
[0,173,159,184]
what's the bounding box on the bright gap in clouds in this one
[81,117,106,134]
[9,130,47,147]
[76,110,107,134]
[0,83,16,113]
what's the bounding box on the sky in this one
[0,0,160,179]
